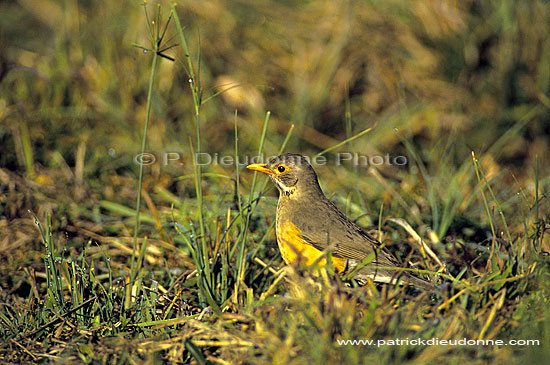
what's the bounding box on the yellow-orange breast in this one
[277,221,348,273]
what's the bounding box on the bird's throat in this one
[272,178,296,197]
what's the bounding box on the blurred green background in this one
[1,0,548,173]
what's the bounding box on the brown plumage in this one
[247,153,432,290]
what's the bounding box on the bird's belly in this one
[276,221,348,272]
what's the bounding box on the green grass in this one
[1,0,550,363]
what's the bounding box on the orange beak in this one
[246,163,274,175]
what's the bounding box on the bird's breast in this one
[275,203,348,272]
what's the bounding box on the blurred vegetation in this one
[0,0,549,363]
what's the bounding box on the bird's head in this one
[246,153,321,197]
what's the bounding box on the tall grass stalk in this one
[20,121,35,176]
[131,52,157,283]
[472,152,513,244]
[186,139,218,310]
[171,1,206,256]
[472,152,499,271]
[33,213,64,308]
[396,129,440,237]
[131,4,163,288]
[234,112,271,299]
[171,2,221,309]
[313,126,372,158]
[233,112,245,301]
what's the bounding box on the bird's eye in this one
[277,165,286,173]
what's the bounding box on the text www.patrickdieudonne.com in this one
[336,338,540,347]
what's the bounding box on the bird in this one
[247,153,432,290]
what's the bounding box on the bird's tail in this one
[355,268,435,291]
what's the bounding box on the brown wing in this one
[293,198,401,271]
[287,195,432,289]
